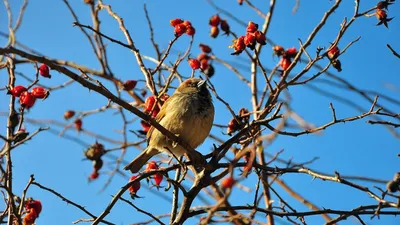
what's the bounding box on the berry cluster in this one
[375,0,394,28]
[23,198,42,225]
[84,142,105,181]
[187,43,215,78]
[272,45,297,71]
[128,175,141,199]
[208,14,230,38]
[9,85,49,109]
[227,108,249,135]
[231,21,266,55]
[170,18,195,37]
[145,161,163,188]
[140,94,169,134]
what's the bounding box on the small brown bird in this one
[124,78,215,173]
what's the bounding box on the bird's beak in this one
[197,80,206,88]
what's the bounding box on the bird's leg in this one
[184,150,206,177]
[164,146,187,174]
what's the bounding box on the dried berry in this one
[254,31,266,45]
[230,36,246,55]
[123,80,137,90]
[199,44,212,54]
[331,59,342,72]
[204,64,215,78]
[74,118,83,131]
[220,20,230,35]
[84,142,105,161]
[273,45,285,57]
[210,26,219,38]
[64,110,75,120]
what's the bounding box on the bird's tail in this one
[124,148,158,173]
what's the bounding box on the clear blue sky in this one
[1,0,400,224]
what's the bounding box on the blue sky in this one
[1,0,400,224]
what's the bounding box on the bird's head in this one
[176,78,209,96]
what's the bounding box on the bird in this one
[124,78,215,173]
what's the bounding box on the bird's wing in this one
[146,96,171,140]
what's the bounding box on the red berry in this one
[200,59,209,71]
[19,92,36,109]
[238,0,243,5]
[279,57,291,70]
[285,47,297,58]
[89,170,99,180]
[186,26,196,36]
[244,33,256,50]
[246,21,259,33]
[140,120,151,133]
[221,176,235,189]
[31,86,48,99]
[174,23,187,37]
[39,64,51,78]
[151,107,160,117]
[25,199,42,216]
[199,44,212,54]
[64,110,75,120]
[227,118,240,135]
[188,58,201,70]
[210,26,219,38]
[220,20,230,35]
[160,93,169,102]
[197,53,210,62]
[182,20,192,27]
[154,173,163,186]
[327,46,340,59]
[144,96,157,112]
[128,175,141,194]
[74,118,83,131]
[123,80,137,90]
[146,161,159,171]
[209,14,221,26]
[23,208,38,224]
[254,31,266,45]
[170,18,183,27]
[10,85,27,97]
